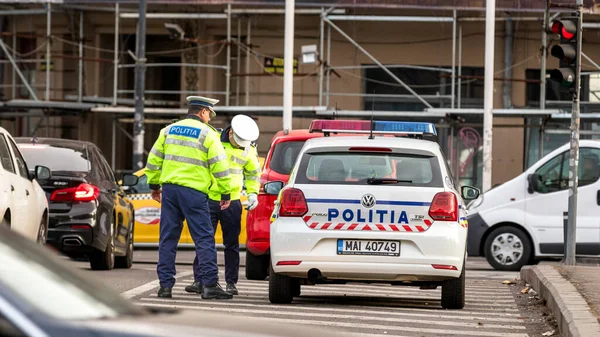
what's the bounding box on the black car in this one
[0,225,338,337]
[15,137,138,270]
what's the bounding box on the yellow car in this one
[122,157,264,248]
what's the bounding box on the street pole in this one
[132,0,147,170]
[565,0,584,266]
[482,0,496,192]
[282,0,295,134]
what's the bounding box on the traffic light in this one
[549,17,579,90]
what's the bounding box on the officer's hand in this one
[220,199,231,210]
[247,193,259,211]
[151,189,162,203]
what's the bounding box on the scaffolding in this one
[1,1,600,184]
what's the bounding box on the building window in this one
[362,65,484,111]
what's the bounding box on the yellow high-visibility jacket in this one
[208,126,261,201]
[145,115,233,200]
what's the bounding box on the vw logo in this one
[361,194,376,208]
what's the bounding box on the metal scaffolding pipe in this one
[11,18,15,100]
[458,24,462,108]
[112,118,116,170]
[324,17,433,109]
[121,13,226,19]
[0,9,54,16]
[46,3,51,101]
[318,8,324,106]
[327,15,453,22]
[112,3,119,106]
[451,10,456,109]
[245,17,251,106]
[132,0,147,171]
[118,63,227,69]
[236,17,241,105]
[330,64,452,72]
[325,23,331,107]
[78,11,84,102]
[230,8,345,14]
[226,4,231,106]
[503,17,513,109]
[0,39,38,101]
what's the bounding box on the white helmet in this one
[231,114,259,148]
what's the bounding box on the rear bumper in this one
[47,225,95,254]
[270,218,466,282]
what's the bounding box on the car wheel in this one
[90,220,115,271]
[36,216,47,245]
[246,251,268,280]
[292,280,301,297]
[115,227,134,269]
[484,226,532,272]
[441,263,465,310]
[268,264,294,304]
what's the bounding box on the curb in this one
[521,265,600,337]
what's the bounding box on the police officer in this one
[145,96,234,300]
[186,114,261,296]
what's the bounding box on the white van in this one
[466,140,600,271]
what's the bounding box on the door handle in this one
[10,185,14,192]
[25,190,29,196]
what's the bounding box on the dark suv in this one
[16,138,138,270]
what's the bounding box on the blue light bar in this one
[372,121,437,136]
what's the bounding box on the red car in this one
[245,129,328,280]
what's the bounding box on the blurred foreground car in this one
[122,157,264,248]
[15,137,138,271]
[0,226,339,337]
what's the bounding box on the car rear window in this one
[295,151,443,187]
[17,144,91,173]
[269,140,305,175]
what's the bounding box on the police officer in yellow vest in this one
[186,114,261,296]
[146,96,234,300]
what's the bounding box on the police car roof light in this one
[309,120,437,136]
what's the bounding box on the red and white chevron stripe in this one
[302,216,432,232]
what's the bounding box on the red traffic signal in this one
[551,19,577,40]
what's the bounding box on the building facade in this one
[0,0,599,190]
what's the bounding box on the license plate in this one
[337,239,400,256]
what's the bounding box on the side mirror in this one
[263,181,284,195]
[121,174,139,187]
[461,185,480,201]
[527,173,539,194]
[35,165,51,181]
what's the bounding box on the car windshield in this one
[17,143,90,173]
[269,141,305,175]
[0,228,146,320]
[295,151,443,187]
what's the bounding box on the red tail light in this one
[278,188,308,217]
[428,192,458,222]
[50,184,100,202]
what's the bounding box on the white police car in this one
[264,120,481,309]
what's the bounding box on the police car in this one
[264,120,481,309]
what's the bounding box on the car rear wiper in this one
[364,178,412,185]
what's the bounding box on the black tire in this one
[115,227,134,269]
[246,251,268,280]
[484,226,532,272]
[268,264,294,304]
[292,280,301,297]
[441,263,466,309]
[36,215,47,245]
[90,219,115,271]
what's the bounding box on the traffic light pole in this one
[565,0,584,266]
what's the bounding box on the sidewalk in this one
[521,263,600,337]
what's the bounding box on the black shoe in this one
[157,287,172,298]
[185,281,203,294]
[201,284,234,300]
[226,283,238,295]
